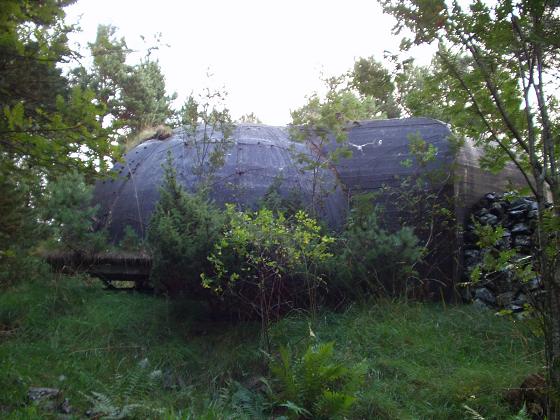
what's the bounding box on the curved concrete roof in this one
[93,123,346,241]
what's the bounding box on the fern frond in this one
[508,404,531,420]
[315,390,355,418]
[281,400,312,418]
[270,345,298,401]
[268,341,365,419]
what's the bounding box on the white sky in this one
[65,0,434,125]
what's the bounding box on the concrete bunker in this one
[51,118,527,295]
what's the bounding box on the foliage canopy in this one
[0,1,118,277]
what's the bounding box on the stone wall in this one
[462,192,544,312]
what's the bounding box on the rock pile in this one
[462,192,544,311]
[28,387,72,415]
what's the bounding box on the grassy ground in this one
[0,274,542,419]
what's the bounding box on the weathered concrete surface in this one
[94,124,346,241]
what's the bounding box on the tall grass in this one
[0,276,542,418]
[270,303,541,419]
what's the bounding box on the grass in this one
[287,304,541,419]
[0,274,542,419]
[123,125,173,152]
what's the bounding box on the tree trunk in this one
[545,200,560,419]
[547,280,560,419]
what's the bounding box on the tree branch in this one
[534,37,558,188]
[0,123,84,135]
[460,34,531,157]
[511,17,541,188]
[438,51,538,196]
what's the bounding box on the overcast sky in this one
[65,0,434,125]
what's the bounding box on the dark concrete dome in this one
[83,117,529,289]
[93,123,346,241]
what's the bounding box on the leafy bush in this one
[147,154,224,296]
[258,175,304,218]
[202,206,334,342]
[381,133,460,297]
[267,341,366,419]
[0,254,50,290]
[327,195,423,302]
[468,220,534,285]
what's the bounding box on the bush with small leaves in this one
[202,205,334,344]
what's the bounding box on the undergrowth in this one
[0,275,542,418]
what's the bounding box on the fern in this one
[122,368,142,401]
[82,391,145,419]
[463,403,530,420]
[463,404,485,420]
[229,381,268,419]
[509,405,531,420]
[268,342,366,419]
[315,390,356,418]
[270,346,298,402]
[83,359,164,418]
[281,401,311,418]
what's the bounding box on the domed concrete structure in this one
[93,123,346,242]
[54,117,527,294]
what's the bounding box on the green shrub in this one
[258,175,304,218]
[327,195,423,302]
[202,206,334,343]
[118,225,146,253]
[0,175,45,288]
[41,171,108,254]
[0,255,50,291]
[147,154,224,296]
[0,176,37,252]
[267,341,366,419]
